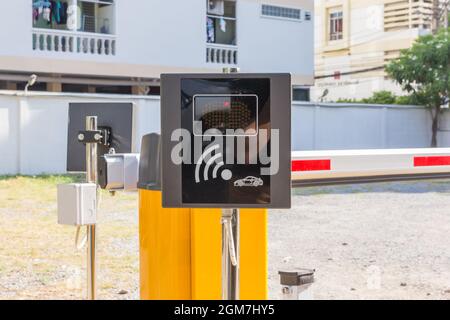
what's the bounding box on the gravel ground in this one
[0,176,140,300]
[269,180,450,300]
[1,176,449,300]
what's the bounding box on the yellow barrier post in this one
[139,189,192,300]
[139,190,267,300]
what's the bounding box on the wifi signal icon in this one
[195,144,233,183]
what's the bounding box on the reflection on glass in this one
[194,95,258,136]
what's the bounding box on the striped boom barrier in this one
[291,148,450,187]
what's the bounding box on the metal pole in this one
[85,116,98,300]
[221,208,240,300]
[221,67,241,300]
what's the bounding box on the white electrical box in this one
[57,183,97,226]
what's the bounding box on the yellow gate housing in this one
[139,189,267,300]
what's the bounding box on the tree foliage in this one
[386,28,450,146]
[336,90,424,105]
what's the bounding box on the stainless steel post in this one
[221,208,240,300]
[85,116,98,300]
[221,67,241,300]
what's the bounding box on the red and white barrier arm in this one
[291,148,450,187]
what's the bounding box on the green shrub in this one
[335,90,422,106]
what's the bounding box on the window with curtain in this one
[329,9,343,41]
[206,0,237,45]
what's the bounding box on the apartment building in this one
[313,0,443,101]
[0,0,314,99]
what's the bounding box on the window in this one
[261,4,301,21]
[80,0,115,34]
[305,11,312,21]
[206,0,237,46]
[329,9,343,41]
[293,87,310,102]
[16,82,47,92]
[95,85,132,95]
[32,0,115,35]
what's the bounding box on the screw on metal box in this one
[279,269,315,300]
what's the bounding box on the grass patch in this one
[0,175,85,206]
[0,175,138,299]
[0,174,84,183]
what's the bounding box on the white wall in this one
[2,93,449,175]
[238,1,314,76]
[0,0,314,83]
[0,91,160,175]
[0,0,31,56]
[115,0,206,68]
[0,96,20,174]
[312,75,406,103]
[292,102,450,151]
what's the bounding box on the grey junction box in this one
[57,183,97,226]
[98,153,140,191]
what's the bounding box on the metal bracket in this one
[221,211,238,267]
[221,208,240,300]
[77,126,111,146]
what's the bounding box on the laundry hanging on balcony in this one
[33,0,51,10]
[49,1,69,25]
[42,7,51,22]
[207,17,215,43]
[33,0,69,25]
[219,17,227,32]
[52,1,62,23]
[33,9,39,22]
[33,0,51,20]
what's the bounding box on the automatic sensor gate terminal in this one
[58,76,292,300]
[56,78,450,301]
[161,73,292,208]
[160,72,292,299]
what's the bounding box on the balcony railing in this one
[206,44,238,65]
[32,29,116,56]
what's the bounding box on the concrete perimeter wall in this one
[1,92,449,175]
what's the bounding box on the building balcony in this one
[32,29,116,56]
[206,43,238,65]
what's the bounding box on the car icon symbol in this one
[234,176,264,187]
